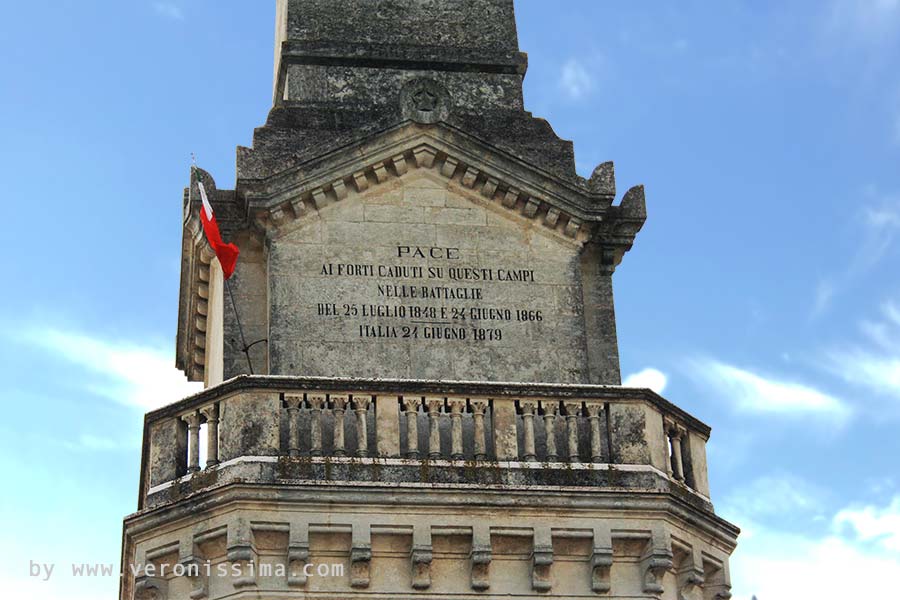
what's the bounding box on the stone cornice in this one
[124,480,740,552]
[235,123,645,249]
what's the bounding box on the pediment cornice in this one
[235,123,645,246]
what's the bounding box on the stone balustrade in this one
[140,376,712,510]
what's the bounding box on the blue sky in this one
[1,1,899,598]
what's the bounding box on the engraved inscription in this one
[314,246,543,343]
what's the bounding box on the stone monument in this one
[120,2,738,598]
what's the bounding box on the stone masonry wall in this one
[266,169,594,382]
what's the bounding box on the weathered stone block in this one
[219,392,281,460]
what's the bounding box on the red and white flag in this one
[195,169,239,279]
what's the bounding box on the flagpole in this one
[224,277,255,375]
[191,155,256,376]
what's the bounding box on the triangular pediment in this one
[237,124,645,247]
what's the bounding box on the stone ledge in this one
[141,456,715,515]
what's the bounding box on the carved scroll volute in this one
[470,525,492,591]
[287,521,310,588]
[677,545,706,600]
[591,525,614,594]
[134,576,168,600]
[350,523,372,589]
[411,545,433,589]
[531,527,553,592]
[641,528,674,598]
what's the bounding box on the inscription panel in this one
[268,173,591,383]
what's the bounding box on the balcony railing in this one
[138,376,712,510]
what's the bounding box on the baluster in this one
[403,397,422,459]
[425,397,444,459]
[540,401,559,461]
[308,394,326,456]
[181,412,202,473]
[448,397,466,460]
[563,402,581,462]
[470,399,489,460]
[353,394,371,457]
[668,422,686,482]
[284,395,303,457]
[520,400,537,461]
[332,395,348,457]
[585,402,604,462]
[200,404,219,467]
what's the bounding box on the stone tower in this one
[121,2,738,599]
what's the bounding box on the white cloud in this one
[835,496,900,551]
[722,476,900,599]
[723,473,828,521]
[811,189,899,317]
[865,199,900,230]
[559,58,594,100]
[22,328,202,410]
[812,278,836,317]
[152,2,184,21]
[688,358,851,421]
[730,523,900,600]
[827,349,900,398]
[623,367,668,394]
[860,300,900,351]
[825,300,900,404]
